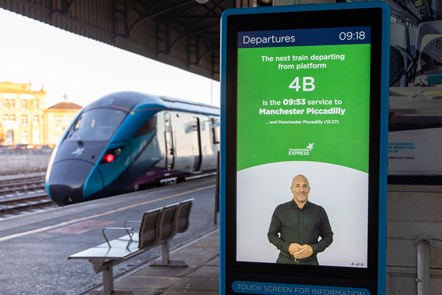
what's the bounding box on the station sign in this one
[220,2,390,295]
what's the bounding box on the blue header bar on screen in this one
[238,26,371,48]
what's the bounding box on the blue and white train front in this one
[45,92,163,205]
[45,91,220,206]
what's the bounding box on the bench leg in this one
[149,241,170,266]
[150,240,188,267]
[90,260,116,295]
[102,264,114,295]
[161,240,170,265]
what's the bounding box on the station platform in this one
[88,227,220,295]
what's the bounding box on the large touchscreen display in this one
[221,3,389,295]
[236,26,372,268]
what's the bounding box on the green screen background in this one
[237,44,371,172]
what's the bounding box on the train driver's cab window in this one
[135,116,157,137]
[69,109,126,141]
[211,117,220,144]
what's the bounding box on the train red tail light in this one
[104,153,115,163]
[100,147,122,164]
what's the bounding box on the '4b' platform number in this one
[289,76,315,92]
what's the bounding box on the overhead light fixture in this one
[195,0,209,4]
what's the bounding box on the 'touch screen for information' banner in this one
[220,2,390,295]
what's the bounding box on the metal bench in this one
[68,198,193,295]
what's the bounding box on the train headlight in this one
[100,147,122,164]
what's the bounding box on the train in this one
[45,91,220,206]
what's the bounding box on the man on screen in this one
[267,174,333,265]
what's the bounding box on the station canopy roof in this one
[0,0,236,81]
[0,0,436,81]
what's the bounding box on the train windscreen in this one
[68,109,126,141]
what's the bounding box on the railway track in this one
[0,172,55,217]
[0,171,217,217]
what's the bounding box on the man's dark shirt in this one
[267,200,333,257]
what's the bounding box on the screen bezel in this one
[221,3,389,294]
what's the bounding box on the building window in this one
[32,130,40,145]
[21,115,28,126]
[6,130,14,145]
[21,130,29,144]
[55,117,63,130]
[21,100,27,109]
[2,115,17,129]
[33,115,39,126]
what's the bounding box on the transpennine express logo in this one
[288,143,314,156]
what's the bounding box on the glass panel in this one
[68,109,126,141]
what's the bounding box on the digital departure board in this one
[220,2,390,295]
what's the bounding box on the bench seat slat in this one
[69,234,142,260]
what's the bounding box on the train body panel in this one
[45,91,219,205]
[156,111,219,173]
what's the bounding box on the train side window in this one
[135,116,157,137]
[211,117,220,144]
